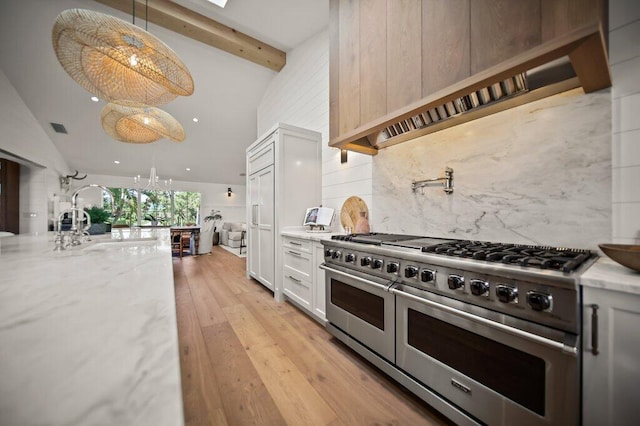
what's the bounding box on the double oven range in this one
[320,233,596,426]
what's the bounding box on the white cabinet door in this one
[247,164,275,291]
[582,286,640,426]
[248,173,259,279]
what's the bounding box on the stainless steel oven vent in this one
[380,73,528,141]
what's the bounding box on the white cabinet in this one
[281,235,327,323]
[582,286,640,426]
[246,124,321,298]
[248,164,275,290]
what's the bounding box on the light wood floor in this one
[173,246,452,426]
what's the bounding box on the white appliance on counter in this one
[246,123,321,300]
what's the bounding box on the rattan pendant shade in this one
[101,100,185,143]
[52,9,194,106]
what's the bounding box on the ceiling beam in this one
[94,0,286,72]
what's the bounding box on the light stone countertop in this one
[580,255,640,295]
[0,229,183,426]
[281,227,341,242]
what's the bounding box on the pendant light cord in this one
[131,0,148,31]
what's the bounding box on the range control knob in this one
[448,274,465,290]
[345,253,356,263]
[527,291,552,312]
[331,250,342,260]
[421,269,435,283]
[386,262,399,274]
[496,285,518,303]
[360,256,372,267]
[470,279,490,296]
[372,259,383,269]
[325,249,333,258]
[404,266,419,278]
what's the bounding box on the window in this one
[103,187,201,227]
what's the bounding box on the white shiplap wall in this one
[611,0,640,244]
[0,68,71,234]
[256,29,373,231]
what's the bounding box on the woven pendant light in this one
[101,100,185,143]
[52,8,194,106]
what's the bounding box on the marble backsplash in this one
[372,88,612,250]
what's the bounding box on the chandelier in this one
[52,8,194,106]
[134,163,172,191]
[101,100,185,143]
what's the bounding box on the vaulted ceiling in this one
[0,0,329,185]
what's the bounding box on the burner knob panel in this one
[386,262,399,274]
[360,256,372,267]
[448,275,465,290]
[404,266,419,278]
[421,269,435,283]
[345,253,356,263]
[496,285,518,303]
[527,291,552,312]
[332,250,342,260]
[372,259,383,269]
[470,279,490,296]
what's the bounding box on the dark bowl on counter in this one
[599,244,640,272]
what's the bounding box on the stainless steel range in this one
[320,233,597,426]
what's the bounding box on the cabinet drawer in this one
[283,249,312,279]
[248,142,274,174]
[282,236,312,253]
[283,268,312,310]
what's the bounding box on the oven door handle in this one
[393,288,578,356]
[319,263,392,293]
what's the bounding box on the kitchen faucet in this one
[411,167,454,194]
[54,208,91,250]
[68,184,115,244]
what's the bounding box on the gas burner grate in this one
[422,240,594,273]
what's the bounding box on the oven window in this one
[407,309,545,415]
[331,279,384,330]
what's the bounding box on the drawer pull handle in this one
[288,250,301,256]
[288,276,302,283]
[290,241,302,246]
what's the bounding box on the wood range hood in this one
[330,23,612,156]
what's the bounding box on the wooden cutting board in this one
[340,196,369,231]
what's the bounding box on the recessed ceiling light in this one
[206,0,228,8]
[114,160,120,164]
[192,117,199,123]
[186,168,191,171]
[91,96,99,102]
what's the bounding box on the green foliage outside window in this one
[103,187,201,226]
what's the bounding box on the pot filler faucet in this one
[412,167,454,194]
[54,184,115,250]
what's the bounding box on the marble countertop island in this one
[0,230,183,425]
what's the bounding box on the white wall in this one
[256,29,372,230]
[610,0,640,244]
[0,68,71,234]
[69,174,246,226]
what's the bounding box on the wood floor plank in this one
[180,258,227,327]
[173,259,230,426]
[174,246,451,425]
[201,322,286,426]
[223,303,339,425]
[239,290,447,425]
